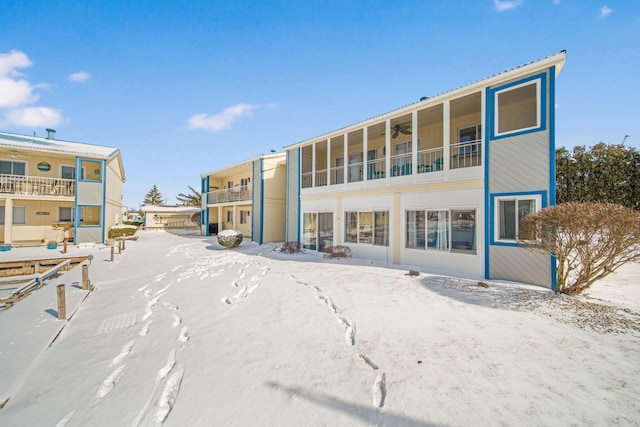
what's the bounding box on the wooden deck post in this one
[122,238,126,250]
[57,284,66,320]
[82,265,90,290]
[111,246,115,262]
[63,240,67,254]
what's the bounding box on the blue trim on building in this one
[489,190,548,247]
[489,72,547,140]
[100,159,106,243]
[549,66,558,290]
[285,151,289,241]
[73,157,79,243]
[483,87,492,280]
[202,176,209,236]
[260,158,265,245]
[297,148,301,243]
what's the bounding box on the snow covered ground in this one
[0,231,638,426]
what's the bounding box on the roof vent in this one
[46,128,56,140]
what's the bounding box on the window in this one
[226,211,233,222]
[345,211,358,243]
[303,213,317,250]
[80,160,102,182]
[240,210,248,224]
[0,206,26,225]
[227,181,233,189]
[345,211,389,246]
[406,211,425,249]
[348,153,363,182]
[240,178,249,188]
[458,125,481,155]
[79,206,101,226]
[496,195,540,242]
[451,210,475,252]
[0,160,25,175]
[427,210,450,251]
[406,209,476,253]
[61,166,76,180]
[493,76,544,137]
[318,212,333,251]
[59,207,74,222]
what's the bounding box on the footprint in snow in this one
[142,306,153,321]
[172,314,182,327]
[163,302,178,311]
[139,321,153,336]
[110,339,135,366]
[156,366,184,424]
[372,371,386,408]
[97,365,126,398]
[178,327,190,343]
[358,353,379,370]
[345,322,356,346]
[157,349,176,382]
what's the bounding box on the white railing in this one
[315,169,327,186]
[450,140,482,169]
[0,174,75,197]
[330,166,344,185]
[367,158,386,180]
[348,162,363,182]
[417,147,444,173]
[390,153,412,176]
[206,186,252,204]
[301,172,313,188]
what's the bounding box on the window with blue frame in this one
[492,74,545,138]
[80,160,102,182]
[79,205,101,226]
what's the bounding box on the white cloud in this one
[0,50,32,77]
[494,0,522,12]
[599,5,612,18]
[187,103,258,132]
[0,50,39,108]
[4,106,64,128]
[69,71,90,82]
[0,76,38,108]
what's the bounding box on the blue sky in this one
[1,1,638,208]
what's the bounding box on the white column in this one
[412,110,418,175]
[385,119,391,178]
[443,100,451,173]
[326,139,331,186]
[312,142,316,187]
[363,127,369,181]
[343,133,348,184]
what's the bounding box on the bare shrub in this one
[324,245,352,259]
[280,241,303,254]
[518,202,640,295]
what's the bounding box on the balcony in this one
[450,140,482,169]
[0,174,75,197]
[206,186,252,204]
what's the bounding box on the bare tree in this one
[518,202,640,295]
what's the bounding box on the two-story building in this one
[0,129,125,246]
[200,152,286,244]
[283,51,566,287]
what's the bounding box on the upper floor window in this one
[80,160,102,182]
[240,178,249,187]
[61,165,76,180]
[0,160,25,176]
[493,75,545,138]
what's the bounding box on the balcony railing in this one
[0,174,75,197]
[302,172,313,188]
[315,169,327,187]
[450,140,482,169]
[206,186,252,204]
[367,158,386,180]
[390,153,412,176]
[417,147,444,173]
[330,166,344,185]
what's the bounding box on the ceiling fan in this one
[390,124,411,139]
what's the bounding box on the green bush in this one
[108,227,138,239]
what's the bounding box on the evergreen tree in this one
[176,185,201,206]
[143,185,164,206]
[556,143,640,210]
